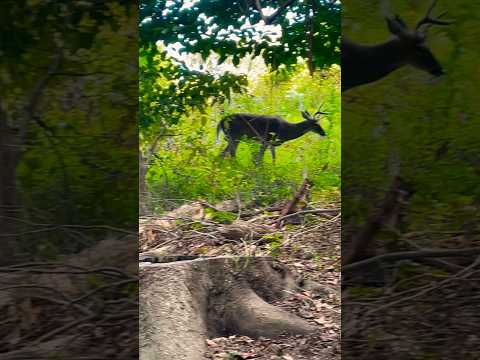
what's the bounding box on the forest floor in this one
[139,198,341,360]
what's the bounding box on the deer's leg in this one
[229,140,239,158]
[255,143,267,165]
[269,145,276,164]
[221,143,230,158]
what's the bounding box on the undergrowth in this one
[147,65,340,212]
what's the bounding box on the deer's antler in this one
[415,0,453,32]
[314,102,327,117]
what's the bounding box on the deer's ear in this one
[301,111,310,119]
[386,15,408,37]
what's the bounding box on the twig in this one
[69,279,137,305]
[343,247,480,272]
[33,314,97,345]
[362,255,480,318]
[0,263,132,278]
[0,284,93,316]
[235,192,242,220]
[400,235,464,272]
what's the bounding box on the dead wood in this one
[343,247,480,272]
[343,175,413,266]
[274,208,339,225]
[277,178,313,228]
[0,237,138,358]
[140,256,316,360]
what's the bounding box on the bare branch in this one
[254,0,269,23]
[255,0,296,25]
[343,247,480,272]
[275,208,339,224]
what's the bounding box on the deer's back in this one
[221,113,284,140]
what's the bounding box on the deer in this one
[216,110,327,164]
[342,0,453,92]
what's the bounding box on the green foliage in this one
[205,208,237,224]
[139,45,248,147]
[267,242,283,258]
[121,281,140,298]
[346,286,384,299]
[262,232,283,257]
[1,1,129,62]
[262,232,283,243]
[139,0,340,154]
[14,5,138,230]
[1,2,138,256]
[140,0,340,70]
[139,1,341,216]
[147,65,340,210]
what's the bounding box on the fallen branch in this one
[400,235,464,273]
[277,178,313,228]
[274,208,339,225]
[362,255,480,318]
[343,247,480,272]
[343,175,412,265]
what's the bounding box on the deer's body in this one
[343,39,427,91]
[342,0,452,92]
[217,112,326,163]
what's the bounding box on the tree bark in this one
[140,256,316,360]
[139,152,148,216]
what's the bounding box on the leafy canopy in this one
[140,0,340,69]
[139,0,340,138]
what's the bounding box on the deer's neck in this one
[278,121,313,142]
[343,38,408,89]
[368,39,408,78]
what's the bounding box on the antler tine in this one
[415,0,453,32]
[426,0,439,17]
[314,107,327,118]
[313,102,324,116]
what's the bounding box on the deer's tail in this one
[216,119,225,145]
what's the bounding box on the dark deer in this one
[342,0,453,92]
[217,110,326,164]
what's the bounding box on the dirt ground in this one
[140,199,340,359]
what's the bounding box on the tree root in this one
[140,256,315,360]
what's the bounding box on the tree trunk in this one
[140,256,316,360]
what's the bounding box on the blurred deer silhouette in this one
[342,0,453,92]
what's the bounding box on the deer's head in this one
[386,0,452,76]
[301,110,326,137]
